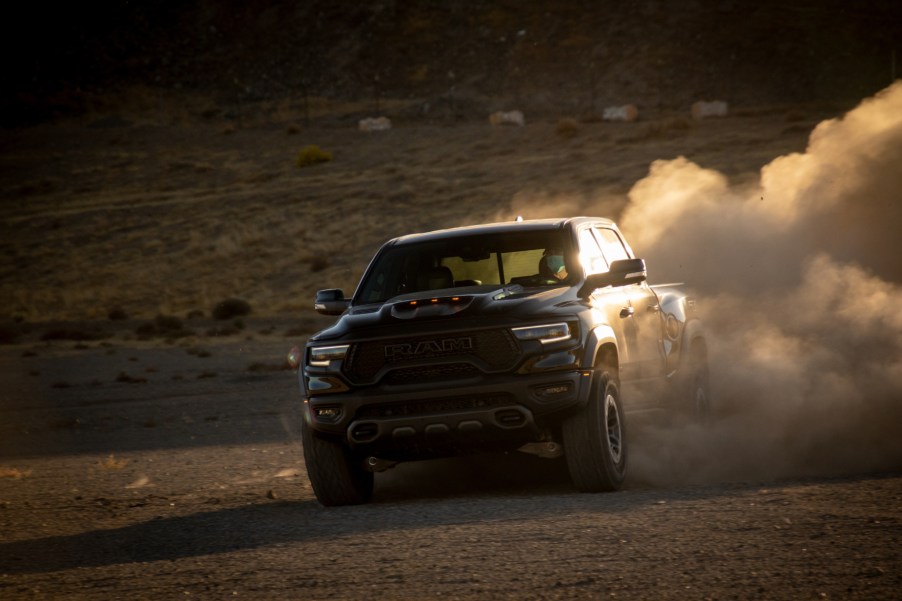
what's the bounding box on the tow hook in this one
[365,456,398,472]
[517,441,564,459]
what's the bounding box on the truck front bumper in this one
[303,369,594,454]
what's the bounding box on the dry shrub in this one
[116,372,147,384]
[296,145,333,168]
[0,322,22,344]
[135,315,194,340]
[155,314,182,331]
[108,307,128,321]
[634,117,693,141]
[212,298,251,320]
[41,325,109,342]
[556,118,580,138]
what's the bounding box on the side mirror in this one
[577,258,647,298]
[314,289,350,315]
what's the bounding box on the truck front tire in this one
[302,419,374,506]
[562,371,627,492]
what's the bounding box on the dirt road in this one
[1,323,899,600]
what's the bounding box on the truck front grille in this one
[342,328,521,384]
[383,363,479,384]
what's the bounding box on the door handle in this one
[620,307,635,318]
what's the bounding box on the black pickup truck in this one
[297,217,708,505]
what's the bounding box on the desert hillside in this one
[2,0,900,323]
[5,0,900,124]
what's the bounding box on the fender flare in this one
[680,319,706,358]
[581,324,618,369]
[675,318,707,383]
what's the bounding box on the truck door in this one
[593,227,667,386]
[578,228,640,383]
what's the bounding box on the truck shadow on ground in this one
[0,443,703,576]
[0,477,707,576]
[2,458,898,576]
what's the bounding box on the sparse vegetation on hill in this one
[0,108,827,321]
[1,1,897,321]
[4,0,900,125]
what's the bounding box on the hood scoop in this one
[389,294,474,320]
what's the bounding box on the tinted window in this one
[356,230,573,304]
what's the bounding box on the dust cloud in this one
[618,82,902,486]
[385,85,902,496]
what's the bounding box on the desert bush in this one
[666,117,692,131]
[108,307,128,321]
[41,325,108,342]
[302,255,330,272]
[155,314,183,331]
[0,322,22,344]
[556,118,580,138]
[212,298,251,320]
[135,323,157,339]
[135,315,194,340]
[116,372,147,384]
[296,145,333,168]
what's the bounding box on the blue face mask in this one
[546,255,565,274]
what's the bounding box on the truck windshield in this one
[355,230,574,304]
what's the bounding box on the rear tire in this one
[301,419,374,507]
[562,371,627,492]
[682,343,711,424]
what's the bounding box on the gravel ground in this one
[1,326,900,600]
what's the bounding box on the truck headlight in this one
[308,344,350,367]
[511,323,572,344]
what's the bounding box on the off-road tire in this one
[562,371,627,492]
[301,419,374,506]
[682,342,711,424]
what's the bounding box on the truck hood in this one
[310,285,580,342]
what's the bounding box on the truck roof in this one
[389,216,615,245]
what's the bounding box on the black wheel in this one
[301,419,374,506]
[682,343,711,424]
[562,371,627,492]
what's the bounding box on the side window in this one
[594,228,631,264]
[578,229,608,275]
